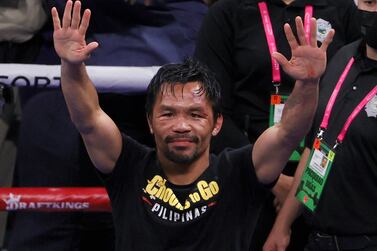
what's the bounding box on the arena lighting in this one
[0,64,160,94]
[0,188,111,212]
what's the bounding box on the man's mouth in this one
[165,135,199,145]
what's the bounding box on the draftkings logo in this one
[142,175,219,223]
[2,193,90,211]
[3,193,21,210]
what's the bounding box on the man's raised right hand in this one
[52,0,98,64]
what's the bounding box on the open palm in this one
[273,17,334,82]
[52,1,98,64]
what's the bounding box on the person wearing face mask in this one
[263,1,377,250]
[194,0,361,250]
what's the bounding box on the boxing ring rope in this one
[0,64,160,93]
[0,188,111,212]
[0,64,161,212]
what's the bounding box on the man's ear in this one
[212,114,223,136]
[146,114,153,134]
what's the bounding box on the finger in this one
[51,7,62,31]
[310,18,317,47]
[62,0,73,29]
[283,23,298,50]
[295,16,307,45]
[79,9,91,35]
[320,29,335,52]
[272,52,289,68]
[84,41,99,56]
[71,0,82,29]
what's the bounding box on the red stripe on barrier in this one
[0,188,111,212]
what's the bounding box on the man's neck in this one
[282,0,295,5]
[366,44,377,61]
[158,153,210,186]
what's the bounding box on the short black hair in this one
[145,58,221,118]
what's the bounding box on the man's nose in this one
[172,117,191,132]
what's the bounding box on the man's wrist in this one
[296,78,319,87]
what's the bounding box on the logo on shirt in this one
[142,175,219,223]
[365,95,377,118]
[316,18,332,43]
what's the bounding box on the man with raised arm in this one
[51,1,333,250]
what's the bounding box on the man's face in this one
[358,0,377,11]
[321,157,328,168]
[148,82,223,165]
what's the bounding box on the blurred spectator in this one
[0,0,47,63]
[0,0,47,249]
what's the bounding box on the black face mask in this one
[359,9,377,49]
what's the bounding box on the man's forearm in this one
[279,79,319,148]
[61,61,101,133]
[252,80,319,183]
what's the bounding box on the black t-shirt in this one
[103,135,269,250]
[194,0,361,142]
[304,39,377,235]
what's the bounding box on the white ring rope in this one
[0,64,161,94]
